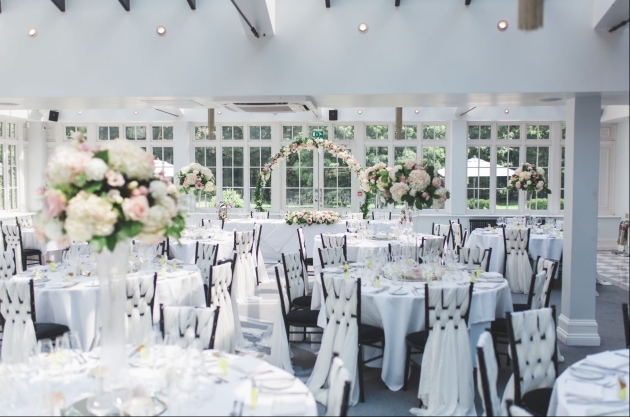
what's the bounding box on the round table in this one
[465,229,564,276]
[547,349,629,416]
[0,347,317,416]
[28,264,206,351]
[311,270,513,391]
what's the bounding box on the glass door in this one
[285,148,315,210]
[319,150,352,211]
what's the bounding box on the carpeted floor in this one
[239,253,629,416]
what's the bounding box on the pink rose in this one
[131,186,148,197]
[122,196,149,221]
[422,192,428,198]
[516,182,521,189]
[432,177,442,187]
[105,170,125,187]
[438,197,446,204]
[195,181,203,190]
[42,190,67,218]
[405,161,414,170]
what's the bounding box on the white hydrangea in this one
[64,192,118,241]
[390,182,410,203]
[408,169,431,191]
[84,158,108,182]
[140,205,172,235]
[46,145,91,186]
[101,140,154,180]
[149,180,168,200]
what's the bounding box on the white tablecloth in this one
[311,274,513,391]
[31,266,206,351]
[547,349,629,416]
[21,228,69,261]
[465,229,564,276]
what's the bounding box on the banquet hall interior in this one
[0,0,629,416]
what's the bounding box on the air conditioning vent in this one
[223,102,311,113]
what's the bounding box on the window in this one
[560,147,565,210]
[333,126,354,141]
[365,146,389,166]
[526,124,550,140]
[562,125,566,140]
[249,125,271,140]
[308,126,329,139]
[497,125,520,140]
[0,145,3,210]
[394,146,417,164]
[221,147,244,207]
[285,149,314,208]
[525,146,550,210]
[98,126,120,141]
[496,147,520,210]
[468,125,491,140]
[399,125,418,140]
[467,146,491,210]
[250,147,272,208]
[152,126,173,140]
[222,125,244,140]
[65,126,87,141]
[0,122,3,138]
[7,123,16,139]
[7,144,17,210]
[322,152,352,208]
[422,124,446,140]
[152,146,174,178]
[194,125,216,141]
[194,147,217,208]
[366,125,388,140]
[125,126,147,141]
[422,146,446,179]
[282,125,303,141]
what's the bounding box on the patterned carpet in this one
[597,250,630,290]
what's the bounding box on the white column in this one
[26,121,48,212]
[557,96,601,346]
[172,122,190,174]
[449,120,468,215]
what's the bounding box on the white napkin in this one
[229,355,270,376]
[565,379,603,402]
[585,352,629,370]
[481,272,503,279]
[321,267,343,273]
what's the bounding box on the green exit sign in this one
[312,130,324,139]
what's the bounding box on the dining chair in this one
[318,247,347,269]
[0,249,17,280]
[251,211,269,219]
[16,216,34,229]
[469,218,498,231]
[457,247,492,272]
[297,227,314,276]
[476,331,502,417]
[450,220,468,250]
[431,223,452,247]
[160,305,220,350]
[201,218,225,229]
[325,355,352,417]
[420,236,447,259]
[125,273,157,345]
[321,234,347,259]
[195,242,219,296]
[371,211,392,220]
[623,303,629,349]
[505,400,534,417]
[2,224,42,272]
[132,240,168,259]
[231,231,256,303]
[281,251,312,310]
[207,258,243,353]
[502,228,532,294]
[252,223,263,285]
[506,306,558,417]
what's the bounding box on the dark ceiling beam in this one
[465,0,472,5]
[325,0,330,8]
[187,0,196,10]
[395,0,400,6]
[118,0,130,11]
[51,0,65,12]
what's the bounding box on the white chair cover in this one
[319,247,346,269]
[196,243,218,286]
[253,223,269,283]
[451,221,465,248]
[528,271,548,310]
[508,404,533,417]
[0,249,17,280]
[252,212,268,220]
[503,229,532,294]
[307,275,360,406]
[1,224,23,273]
[321,234,346,249]
[282,252,307,306]
[17,217,34,228]
[125,274,155,346]
[459,247,491,272]
[232,231,256,304]
[413,284,476,416]
[476,331,502,417]
[422,236,445,258]
[432,223,451,241]
[162,306,218,349]
[325,356,352,417]
[208,262,245,353]
[0,278,36,363]
[270,266,295,374]
[534,258,557,309]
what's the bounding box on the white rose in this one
[84,158,108,182]
[149,180,168,199]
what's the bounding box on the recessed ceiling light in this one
[539,97,562,102]
[358,23,369,33]
[358,110,362,114]
[28,28,37,37]
[134,110,138,115]
[504,109,510,114]
[415,109,420,114]
[78,111,82,115]
[217,110,222,115]
[156,26,167,36]
[497,20,508,31]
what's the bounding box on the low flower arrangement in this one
[178,162,215,195]
[285,210,342,226]
[35,133,185,251]
[507,163,551,195]
[359,159,450,209]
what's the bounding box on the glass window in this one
[561,146,565,210]
[0,145,4,210]
[7,144,17,209]
[285,149,314,208]
[496,147,520,210]
[65,126,87,141]
[194,125,216,141]
[152,126,173,141]
[282,125,303,141]
[308,126,329,139]
[250,146,272,209]
[526,124,550,140]
[221,147,244,207]
[0,122,3,138]
[399,125,418,140]
[562,125,566,140]
[497,125,520,140]
[323,151,352,208]
[422,124,446,140]
[526,146,550,210]
[249,125,272,140]
[394,146,417,164]
[125,126,147,141]
[467,146,491,210]
[365,146,389,166]
[366,125,388,140]
[152,146,174,179]
[98,126,120,140]
[222,126,244,140]
[468,125,491,140]
[194,147,217,208]
[333,126,355,141]
[7,123,16,139]
[422,146,446,178]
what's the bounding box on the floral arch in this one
[253,138,369,213]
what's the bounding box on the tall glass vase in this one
[88,241,130,415]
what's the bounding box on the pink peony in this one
[42,189,67,218]
[405,161,414,170]
[122,196,149,221]
[132,186,148,197]
[432,177,442,188]
[195,181,203,190]
[105,170,125,187]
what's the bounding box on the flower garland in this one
[178,162,215,196]
[254,138,366,213]
[285,210,342,226]
[359,159,450,209]
[507,163,551,195]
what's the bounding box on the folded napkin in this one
[585,352,630,370]
[474,283,502,290]
[481,272,503,279]
[566,379,603,402]
[321,267,343,273]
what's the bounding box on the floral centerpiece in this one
[507,163,551,195]
[285,210,342,226]
[178,162,215,195]
[359,159,450,209]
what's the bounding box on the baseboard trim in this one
[557,314,601,346]
[598,238,619,250]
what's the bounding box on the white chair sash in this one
[252,212,268,220]
[503,229,532,294]
[325,357,352,417]
[307,275,360,406]
[208,262,246,353]
[534,258,557,308]
[282,252,307,306]
[422,237,445,258]
[459,247,490,272]
[476,331,502,417]
[0,249,17,280]
[319,247,346,269]
[125,274,155,346]
[321,234,346,249]
[162,306,218,349]
[196,243,218,286]
[1,225,23,273]
[232,231,256,304]
[270,266,295,374]
[0,278,37,363]
[528,271,548,310]
[451,222,465,248]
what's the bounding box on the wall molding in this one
[557,314,601,346]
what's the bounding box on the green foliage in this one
[467,199,490,210]
[360,192,372,219]
[210,189,245,208]
[254,174,266,212]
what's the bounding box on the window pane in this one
[136,126,146,140]
[394,147,417,164]
[401,125,417,140]
[99,127,108,141]
[126,127,135,140]
[334,125,354,141]
[423,125,434,140]
[468,125,479,140]
[434,125,446,140]
[467,146,491,210]
[282,126,292,141]
[163,147,173,164]
[250,126,260,140]
[366,146,388,166]
[233,126,244,140]
[261,126,271,140]
[153,126,163,140]
[480,126,491,139]
[496,146,520,210]
[526,125,538,139]
[110,127,119,140]
[497,125,508,140]
[366,125,388,140]
[164,126,173,140]
[222,126,232,140]
[195,126,209,140]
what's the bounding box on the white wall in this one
[614,121,629,217]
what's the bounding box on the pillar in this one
[26,120,47,212]
[449,120,468,215]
